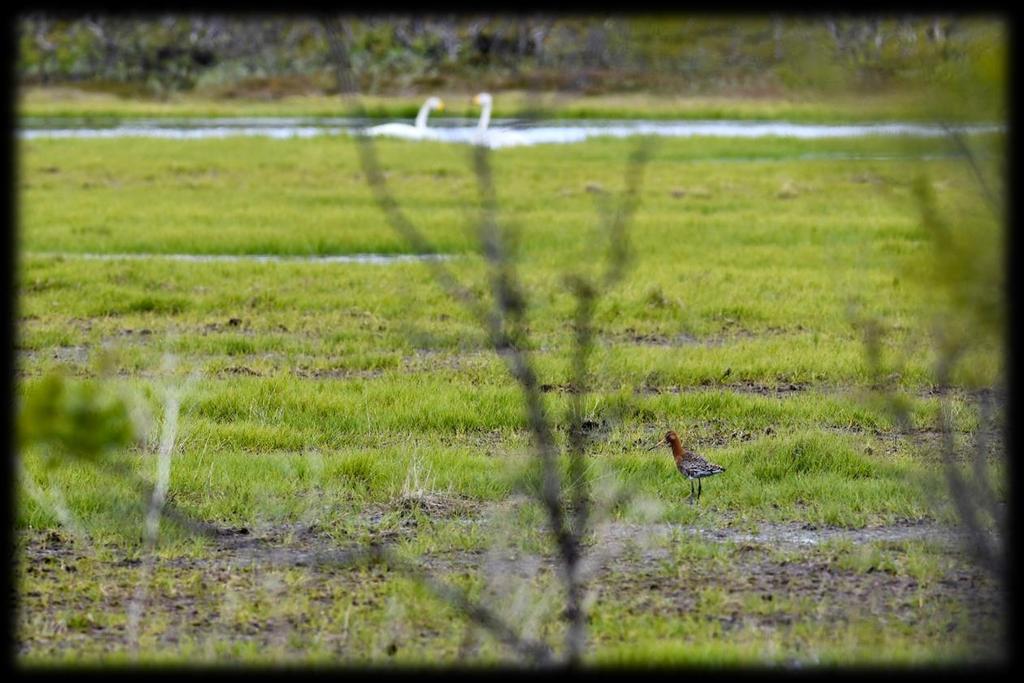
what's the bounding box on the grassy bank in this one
[18,86,1002,123]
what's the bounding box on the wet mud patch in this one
[405,493,480,516]
[593,518,970,552]
[578,517,1003,661]
[710,378,808,394]
[378,492,483,521]
[199,318,250,335]
[401,349,492,374]
[114,327,154,338]
[429,429,517,457]
[16,511,1004,662]
[897,426,1006,464]
[607,331,711,348]
[219,365,263,377]
[602,325,790,349]
[637,379,809,397]
[290,367,385,381]
[362,493,485,543]
[48,345,92,365]
[539,383,590,395]
[594,543,1000,650]
[16,524,403,659]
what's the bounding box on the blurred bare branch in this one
[321,15,357,95]
[127,384,181,653]
[16,459,91,541]
[560,141,649,661]
[324,15,651,663]
[861,123,1006,587]
[276,543,555,664]
[942,124,1002,218]
[971,388,1005,536]
[351,131,649,664]
[934,354,1004,581]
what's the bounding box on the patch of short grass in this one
[20,86,1003,122]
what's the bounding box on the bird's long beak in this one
[436,101,445,112]
[472,94,481,105]
[646,440,664,452]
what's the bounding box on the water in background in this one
[19,117,1003,148]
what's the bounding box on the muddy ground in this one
[15,498,1005,664]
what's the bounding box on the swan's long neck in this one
[415,102,432,129]
[477,100,492,131]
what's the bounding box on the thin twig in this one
[126,385,181,654]
[320,20,560,665]
[561,143,650,663]
[287,543,556,664]
[16,458,91,542]
[468,145,575,574]
[92,453,221,539]
[353,137,491,325]
[941,124,1002,218]
[321,19,653,665]
[934,352,1002,579]
[970,391,998,517]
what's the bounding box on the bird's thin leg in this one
[688,480,694,505]
[697,478,702,503]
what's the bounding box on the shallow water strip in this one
[19,118,1004,148]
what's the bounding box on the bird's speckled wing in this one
[678,451,725,479]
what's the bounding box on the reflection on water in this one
[26,251,452,264]
[19,117,1003,147]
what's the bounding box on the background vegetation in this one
[17,15,1005,114]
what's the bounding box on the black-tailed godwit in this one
[648,430,725,504]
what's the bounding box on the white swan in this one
[472,92,493,132]
[471,92,530,148]
[368,97,445,139]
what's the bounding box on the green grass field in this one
[15,125,1006,665]
[19,85,1001,123]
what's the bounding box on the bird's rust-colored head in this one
[663,431,684,457]
[647,430,684,458]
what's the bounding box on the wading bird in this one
[648,430,725,504]
[369,96,445,139]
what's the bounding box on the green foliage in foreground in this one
[18,372,141,463]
